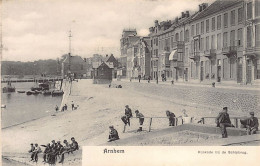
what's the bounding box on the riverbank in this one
[2,79,259,165]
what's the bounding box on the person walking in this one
[108,126,120,142]
[215,107,234,138]
[246,112,259,135]
[138,75,141,83]
[135,110,144,132]
[166,110,176,126]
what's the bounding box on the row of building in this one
[119,0,260,85]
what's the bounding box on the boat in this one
[42,91,52,95]
[52,90,64,96]
[2,80,16,93]
[1,105,6,108]
[31,87,42,91]
[17,90,26,93]
[32,90,40,95]
[26,91,33,95]
[39,83,50,90]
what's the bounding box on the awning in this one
[169,50,178,61]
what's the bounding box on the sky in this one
[1,0,212,62]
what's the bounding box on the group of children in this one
[28,137,79,164]
[55,101,78,112]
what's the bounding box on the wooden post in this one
[235,118,238,128]
[149,118,153,132]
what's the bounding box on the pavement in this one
[113,79,260,116]
[118,78,260,91]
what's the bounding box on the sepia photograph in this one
[1,0,260,165]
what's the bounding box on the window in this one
[180,31,183,41]
[191,62,193,77]
[196,23,199,35]
[211,35,215,49]
[231,10,235,26]
[156,38,158,46]
[256,24,260,47]
[237,28,243,47]
[185,29,189,42]
[217,33,221,50]
[175,33,179,41]
[191,25,195,36]
[206,19,209,33]
[201,21,204,34]
[257,59,260,79]
[230,30,235,46]
[171,37,173,48]
[217,15,221,29]
[224,13,228,28]
[238,7,243,23]
[247,2,252,19]
[247,26,252,47]
[256,0,260,17]
[206,36,209,51]
[223,32,228,47]
[200,38,204,51]
[212,17,215,31]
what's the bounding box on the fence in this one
[123,116,260,133]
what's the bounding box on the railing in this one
[123,116,193,133]
[200,116,260,128]
[222,46,237,55]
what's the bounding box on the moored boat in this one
[17,90,26,93]
[52,90,64,96]
[2,81,16,93]
[26,91,33,95]
[42,91,52,95]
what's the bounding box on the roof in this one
[93,62,114,69]
[191,0,243,22]
[63,55,85,64]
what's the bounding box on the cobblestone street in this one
[114,79,260,115]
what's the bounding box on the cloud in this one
[1,0,205,62]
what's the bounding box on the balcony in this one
[172,41,185,53]
[222,46,237,57]
[172,61,184,69]
[245,46,260,59]
[189,52,200,61]
[204,49,216,59]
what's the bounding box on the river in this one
[1,82,62,128]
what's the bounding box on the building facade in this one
[146,0,260,85]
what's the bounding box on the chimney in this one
[202,3,208,10]
[199,4,202,12]
[186,11,190,17]
[155,20,159,26]
[149,27,154,33]
[181,12,185,18]
[175,17,179,23]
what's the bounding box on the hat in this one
[35,143,38,146]
[109,125,114,128]
[125,105,129,107]
[135,110,139,113]
[30,143,33,145]
[166,110,170,112]
[63,140,67,143]
[57,141,61,144]
[250,112,254,115]
[223,107,228,110]
[52,140,55,142]
[71,137,75,140]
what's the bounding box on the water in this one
[1,82,62,128]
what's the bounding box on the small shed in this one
[93,62,114,84]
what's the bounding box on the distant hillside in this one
[1,59,61,76]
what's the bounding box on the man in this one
[43,143,51,163]
[28,143,35,161]
[108,126,120,142]
[121,105,133,126]
[64,104,67,111]
[55,105,59,112]
[51,140,57,151]
[32,143,41,162]
[135,110,144,132]
[70,137,79,151]
[215,107,234,138]
[246,112,259,135]
[71,101,75,110]
[166,110,175,126]
[138,75,141,83]
[148,76,151,83]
